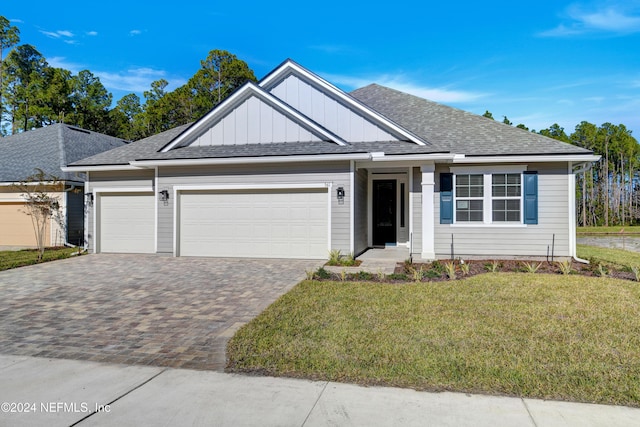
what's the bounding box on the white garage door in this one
[179,188,328,259]
[99,193,155,253]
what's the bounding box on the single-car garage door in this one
[0,202,49,246]
[179,188,328,259]
[98,193,155,253]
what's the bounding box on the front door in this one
[373,180,397,247]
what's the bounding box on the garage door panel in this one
[99,193,154,253]
[179,189,328,259]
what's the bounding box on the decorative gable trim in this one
[259,59,428,146]
[160,82,347,152]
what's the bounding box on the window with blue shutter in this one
[440,173,453,224]
[523,171,538,224]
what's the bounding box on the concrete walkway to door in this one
[0,254,323,371]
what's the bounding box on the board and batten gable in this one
[188,94,324,146]
[267,73,399,143]
[156,161,352,255]
[433,163,571,258]
[86,170,155,252]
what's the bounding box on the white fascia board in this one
[161,82,347,152]
[61,165,144,172]
[259,60,428,146]
[452,154,601,163]
[174,182,330,192]
[130,153,372,168]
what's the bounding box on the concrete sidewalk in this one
[0,355,638,427]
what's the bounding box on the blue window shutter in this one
[440,173,453,224]
[523,171,538,224]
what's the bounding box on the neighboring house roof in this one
[71,123,191,166]
[0,123,128,182]
[68,60,594,169]
[350,84,592,156]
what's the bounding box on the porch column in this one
[421,163,436,260]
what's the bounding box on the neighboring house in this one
[64,60,599,260]
[0,124,127,247]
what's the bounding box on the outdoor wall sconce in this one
[85,193,94,204]
[159,190,170,202]
[337,187,345,201]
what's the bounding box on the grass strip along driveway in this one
[0,247,76,271]
[227,272,640,407]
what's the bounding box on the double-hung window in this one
[447,167,531,225]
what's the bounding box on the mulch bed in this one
[314,259,637,282]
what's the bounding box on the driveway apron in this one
[0,254,322,371]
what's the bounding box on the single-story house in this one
[0,124,127,247]
[64,59,599,260]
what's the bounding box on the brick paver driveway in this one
[0,254,322,371]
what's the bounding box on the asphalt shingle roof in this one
[350,84,592,156]
[71,124,192,166]
[68,83,594,167]
[0,124,128,182]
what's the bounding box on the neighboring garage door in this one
[179,188,328,259]
[0,202,49,246]
[98,193,155,253]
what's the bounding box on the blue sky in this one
[3,0,640,137]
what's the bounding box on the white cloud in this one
[95,67,186,93]
[129,29,142,36]
[539,3,640,36]
[48,56,83,73]
[326,73,486,103]
[39,29,75,39]
[86,31,98,36]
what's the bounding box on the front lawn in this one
[577,244,640,270]
[0,247,77,271]
[227,274,640,407]
[578,225,640,234]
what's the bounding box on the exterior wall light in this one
[85,193,94,204]
[159,190,170,202]
[337,187,345,201]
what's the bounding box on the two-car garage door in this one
[178,188,328,259]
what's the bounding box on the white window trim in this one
[450,166,528,227]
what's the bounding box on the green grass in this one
[0,247,77,271]
[578,225,640,234]
[577,244,640,270]
[228,274,640,407]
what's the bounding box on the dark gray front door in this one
[373,180,396,247]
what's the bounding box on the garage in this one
[0,202,49,246]
[98,193,155,253]
[178,188,328,259]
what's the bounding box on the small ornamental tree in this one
[12,169,63,260]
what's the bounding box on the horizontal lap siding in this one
[433,163,570,258]
[354,168,368,255]
[87,170,155,252]
[411,167,422,255]
[157,161,351,255]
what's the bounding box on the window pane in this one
[493,186,506,197]
[457,200,469,209]
[507,200,520,209]
[469,174,483,185]
[457,188,469,197]
[469,211,483,221]
[470,200,483,210]
[469,187,484,197]
[507,186,521,197]
[493,174,505,185]
[507,211,520,221]
[457,175,469,185]
[493,200,505,210]
[493,211,505,222]
[456,211,469,222]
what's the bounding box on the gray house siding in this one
[157,161,352,255]
[87,170,155,252]
[354,168,368,255]
[267,74,399,143]
[433,163,570,258]
[411,167,422,256]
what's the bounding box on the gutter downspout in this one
[572,162,594,264]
